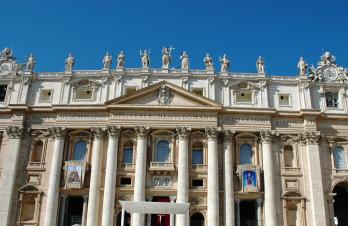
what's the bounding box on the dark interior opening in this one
[333,182,348,226]
[64,197,83,226]
[239,200,256,226]
[151,196,170,226]
[191,212,205,226]
[192,179,204,187]
[116,211,131,226]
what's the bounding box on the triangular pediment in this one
[106,81,221,110]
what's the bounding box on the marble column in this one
[132,126,149,226]
[260,131,277,226]
[206,128,220,226]
[257,199,263,226]
[146,196,153,226]
[235,199,240,226]
[101,127,121,226]
[223,130,235,226]
[43,127,67,226]
[58,195,68,226]
[81,195,88,226]
[86,128,105,226]
[169,196,176,226]
[304,132,328,226]
[176,127,190,226]
[0,126,23,226]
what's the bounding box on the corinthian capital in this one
[106,126,121,138]
[205,127,220,140]
[6,126,23,139]
[134,126,149,139]
[223,129,235,140]
[260,130,274,143]
[47,127,66,139]
[91,127,106,139]
[303,131,321,144]
[176,127,191,140]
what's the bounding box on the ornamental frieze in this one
[218,115,269,125]
[111,111,217,121]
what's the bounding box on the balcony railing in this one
[332,168,348,175]
[191,164,208,171]
[26,162,45,170]
[149,162,175,171]
[281,167,301,174]
[121,163,135,170]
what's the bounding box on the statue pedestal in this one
[161,69,169,73]
[142,68,149,73]
[181,69,189,73]
[64,70,73,75]
[116,68,124,72]
[102,69,110,74]
[23,71,32,75]
[220,72,228,76]
[206,70,214,74]
[258,73,266,77]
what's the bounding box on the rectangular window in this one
[192,179,204,187]
[192,88,204,96]
[76,89,93,100]
[125,87,137,96]
[236,92,252,103]
[120,177,132,186]
[123,147,133,164]
[0,85,7,102]
[326,92,339,108]
[39,89,53,103]
[278,93,290,106]
[192,149,203,165]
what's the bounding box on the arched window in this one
[240,144,253,165]
[192,142,204,165]
[334,146,347,169]
[73,140,87,160]
[190,212,205,226]
[123,141,133,164]
[156,140,170,162]
[30,140,43,162]
[284,145,294,168]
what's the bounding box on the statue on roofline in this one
[204,53,214,71]
[103,52,112,70]
[117,51,125,69]
[180,51,189,70]
[256,56,265,74]
[219,54,230,72]
[65,53,74,71]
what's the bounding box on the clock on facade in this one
[0,61,14,76]
[321,65,338,81]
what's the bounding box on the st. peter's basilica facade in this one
[0,47,347,226]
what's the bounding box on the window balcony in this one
[149,161,175,172]
[281,167,301,175]
[121,163,135,171]
[26,162,45,171]
[332,168,348,176]
[191,164,207,172]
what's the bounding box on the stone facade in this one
[0,48,347,226]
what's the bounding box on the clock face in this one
[0,61,14,76]
[322,65,338,81]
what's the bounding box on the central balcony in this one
[149,161,176,173]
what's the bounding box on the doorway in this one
[333,182,348,226]
[190,212,205,226]
[151,196,170,226]
[116,211,131,226]
[240,200,257,226]
[64,197,83,226]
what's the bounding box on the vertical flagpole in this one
[121,209,125,226]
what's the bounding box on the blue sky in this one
[0,0,347,75]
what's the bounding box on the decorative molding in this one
[176,127,191,140]
[260,130,275,143]
[70,78,102,90]
[208,76,215,86]
[158,85,172,105]
[106,126,120,138]
[47,127,66,139]
[115,74,123,84]
[205,127,220,139]
[223,129,235,140]
[141,75,149,87]
[134,126,149,138]
[303,131,321,144]
[6,126,23,139]
[91,127,105,139]
[221,78,230,87]
[152,176,172,187]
